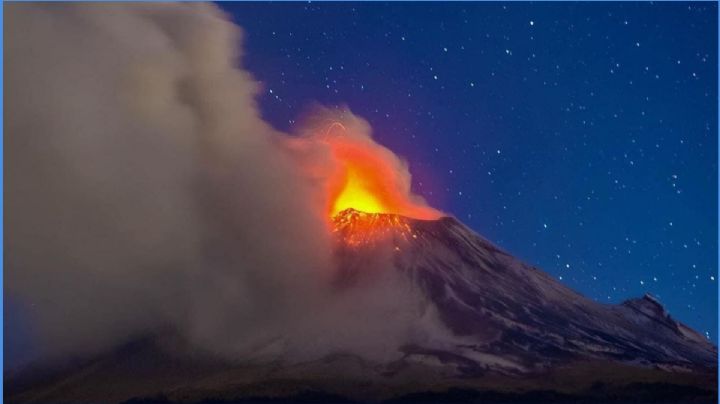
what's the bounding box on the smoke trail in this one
[5,3,444,366]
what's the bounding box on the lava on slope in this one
[332,208,420,247]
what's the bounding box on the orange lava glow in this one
[332,167,386,216]
[323,125,441,220]
[332,208,416,247]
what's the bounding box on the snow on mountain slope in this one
[333,209,717,374]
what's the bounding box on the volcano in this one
[6,210,717,404]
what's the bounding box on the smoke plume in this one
[5,3,443,366]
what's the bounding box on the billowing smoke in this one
[6,3,445,367]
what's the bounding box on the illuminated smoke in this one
[293,106,443,220]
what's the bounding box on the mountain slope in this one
[331,209,716,375]
[6,209,717,403]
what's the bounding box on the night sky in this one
[219,2,718,342]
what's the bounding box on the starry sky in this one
[218,2,718,342]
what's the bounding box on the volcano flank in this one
[7,209,717,404]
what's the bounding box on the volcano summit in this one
[7,209,717,404]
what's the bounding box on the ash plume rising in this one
[5,3,437,367]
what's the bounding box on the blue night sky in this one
[218,2,718,341]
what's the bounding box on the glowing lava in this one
[332,208,416,247]
[322,123,442,221]
[331,167,386,216]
